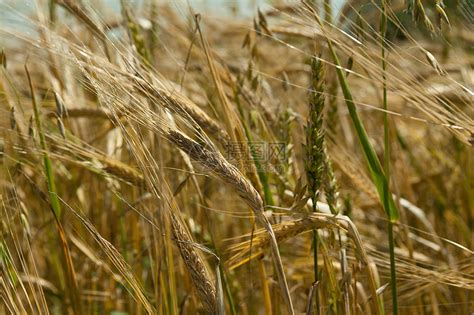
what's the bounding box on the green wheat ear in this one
[305,56,326,208]
[305,56,339,214]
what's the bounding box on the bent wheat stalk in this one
[167,129,295,315]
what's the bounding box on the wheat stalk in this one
[166,129,295,315]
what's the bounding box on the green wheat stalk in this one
[380,0,399,313]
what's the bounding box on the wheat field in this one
[0,0,473,314]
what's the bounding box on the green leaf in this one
[325,41,399,222]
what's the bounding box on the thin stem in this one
[258,256,272,315]
[388,221,398,315]
[380,1,398,313]
[312,202,320,315]
[26,64,81,314]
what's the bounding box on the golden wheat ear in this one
[167,129,295,314]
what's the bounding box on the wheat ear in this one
[167,129,294,315]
